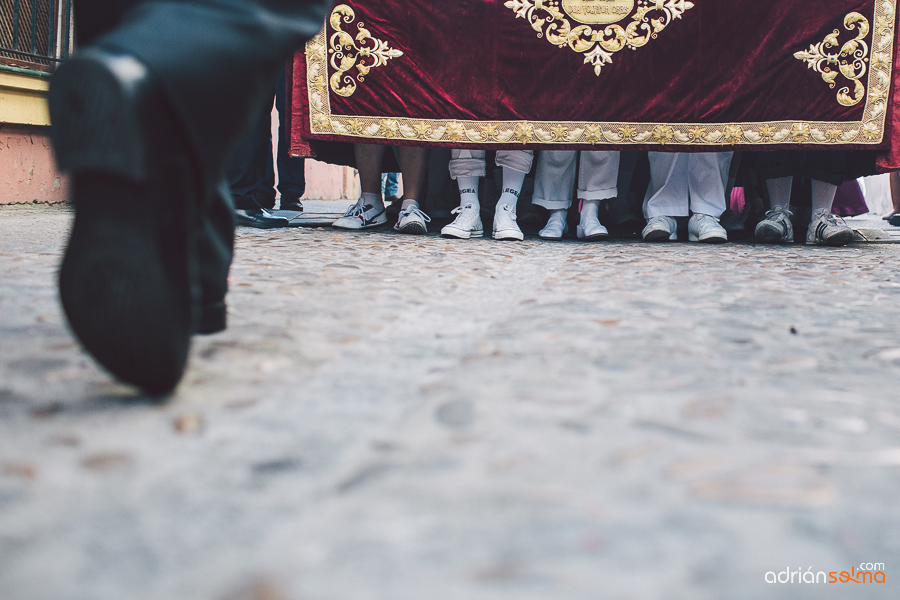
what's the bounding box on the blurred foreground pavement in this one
[1,203,900,600]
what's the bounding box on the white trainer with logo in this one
[394,205,431,235]
[332,198,387,230]
[754,207,794,244]
[492,204,524,241]
[642,215,678,242]
[441,204,483,239]
[688,214,728,243]
[807,209,854,246]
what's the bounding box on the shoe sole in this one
[811,230,855,246]
[493,230,524,241]
[235,217,291,229]
[441,228,484,239]
[397,221,427,235]
[643,230,675,242]
[689,233,728,243]
[51,54,193,395]
[539,233,564,240]
[332,218,387,230]
[755,222,791,244]
[577,225,608,241]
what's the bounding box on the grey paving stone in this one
[1,204,899,600]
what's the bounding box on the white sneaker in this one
[394,205,431,234]
[539,212,568,240]
[577,215,609,241]
[688,214,727,243]
[492,204,524,241]
[755,207,794,243]
[332,197,387,230]
[441,204,483,239]
[642,215,678,242]
[807,209,854,246]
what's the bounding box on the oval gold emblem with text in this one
[561,0,635,25]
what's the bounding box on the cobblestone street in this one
[2,203,900,600]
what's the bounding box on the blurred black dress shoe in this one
[50,49,196,395]
[280,198,304,212]
[234,207,290,228]
[196,300,227,334]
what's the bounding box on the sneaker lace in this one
[401,207,431,223]
[498,204,517,221]
[343,199,366,217]
[765,206,793,218]
[450,204,474,216]
[821,212,846,227]
[450,204,476,223]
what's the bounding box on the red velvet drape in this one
[292,0,900,165]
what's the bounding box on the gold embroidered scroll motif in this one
[505,0,693,75]
[328,5,403,98]
[794,13,871,108]
[305,0,896,147]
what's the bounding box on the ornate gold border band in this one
[306,1,896,147]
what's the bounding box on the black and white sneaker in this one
[806,209,854,246]
[394,206,431,234]
[755,207,794,243]
[332,198,387,230]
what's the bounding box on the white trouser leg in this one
[578,151,620,201]
[449,149,487,180]
[496,150,534,174]
[533,151,577,210]
[644,152,690,218]
[688,152,732,218]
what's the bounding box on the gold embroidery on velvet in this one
[327,5,403,98]
[560,0,635,25]
[504,0,694,75]
[304,1,895,147]
[794,13,870,107]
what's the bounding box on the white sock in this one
[497,168,527,211]
[362,192,384,210]
[401,198,419,211]
[580,199,600,225]
[457,176,480,210]
[766,177,792,210]
[811,180,838,213]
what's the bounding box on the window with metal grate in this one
[1,0,72,72]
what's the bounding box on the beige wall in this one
[302,159,359,201]
[0,87,356,205]
[0,124,68,205]
[0,121,358,206]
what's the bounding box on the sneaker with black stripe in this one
[755,207,794,243]
[332,197,387,230]
[806,209,854,246]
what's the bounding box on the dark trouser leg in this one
[92,0,329,196]
[52,0,330,392]
[275,69,306,210]
[226,92,277,211]
[196,186,235,334]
